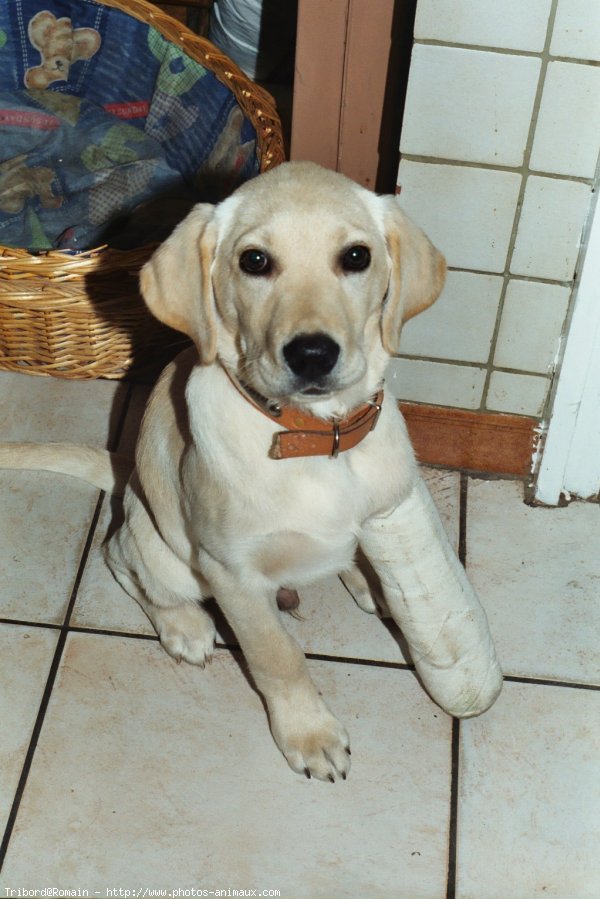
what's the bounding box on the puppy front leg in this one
[360,477,502,718]
[206,564,350,781]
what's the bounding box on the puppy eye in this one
[341,245,371,272]
[239,248,271,275]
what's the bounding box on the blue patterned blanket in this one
[0,1,259,250]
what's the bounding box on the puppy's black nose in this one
[283,333,340,380]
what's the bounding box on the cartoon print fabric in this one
[0,1,258,250]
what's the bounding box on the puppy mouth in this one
[300,385,330,397]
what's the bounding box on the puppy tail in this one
[0,443,134,496]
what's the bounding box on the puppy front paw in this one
[269,692,351,782]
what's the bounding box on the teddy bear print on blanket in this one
[24,11,101,89]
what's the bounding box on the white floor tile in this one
[0,472,100,624]
[0,374,129,624]
[466,479,600,684]
[456,680,600,899]
[0,372,127,445]
[69,491,154,634]
[71,385,152,635]
[1,632,452,898]
[0,624,58,832]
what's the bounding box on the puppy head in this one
[140,162,445,412]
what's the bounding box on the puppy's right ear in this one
[140,203,217,365]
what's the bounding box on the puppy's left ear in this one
[379,197,446,354]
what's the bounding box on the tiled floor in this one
[1,372,599,899]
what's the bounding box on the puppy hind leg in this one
[105,528,216,667]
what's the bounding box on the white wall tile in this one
[530,62,600,178]
[511,177,591,281]
[494,279,571,373]
[414,0,552,52]
[401,46,540,167]
[399,270,503,363]
[397,160,521,272]
[486,370,550,415]
[386,357,486,409]
[551,0,600,61]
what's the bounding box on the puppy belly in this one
[252,531,356,586]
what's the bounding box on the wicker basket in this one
[0,0,284,379]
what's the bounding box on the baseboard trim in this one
[399,402,538,476]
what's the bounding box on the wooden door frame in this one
[290,0,410,192]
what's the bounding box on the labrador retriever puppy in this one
[0,162,502,781]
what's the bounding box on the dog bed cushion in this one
[0,1,259,251]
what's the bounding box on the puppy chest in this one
[252,531,356,584]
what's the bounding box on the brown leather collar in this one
[224,367,384,460]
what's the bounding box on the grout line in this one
[479,0,560,413]
[400,153,595,186]
[1,620,598,691]
[446,265,573,287]
[2,615,599,692]
[458,473,468,567]
[68,625,158,641]
[504,674,600,692]
[0,618,62,630]
[413,37,600,68]
[396,352,553,380]
[215,640,416,671]
[446,717,461,899]
[0,492,105,873]
[0,384,136,874]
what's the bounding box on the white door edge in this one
[535,187,600,505]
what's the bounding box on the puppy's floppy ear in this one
[140,203,218,365]
[379,197,446,355]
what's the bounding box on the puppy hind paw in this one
[153,603,217,667]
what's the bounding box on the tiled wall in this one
[389,0,600,418]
